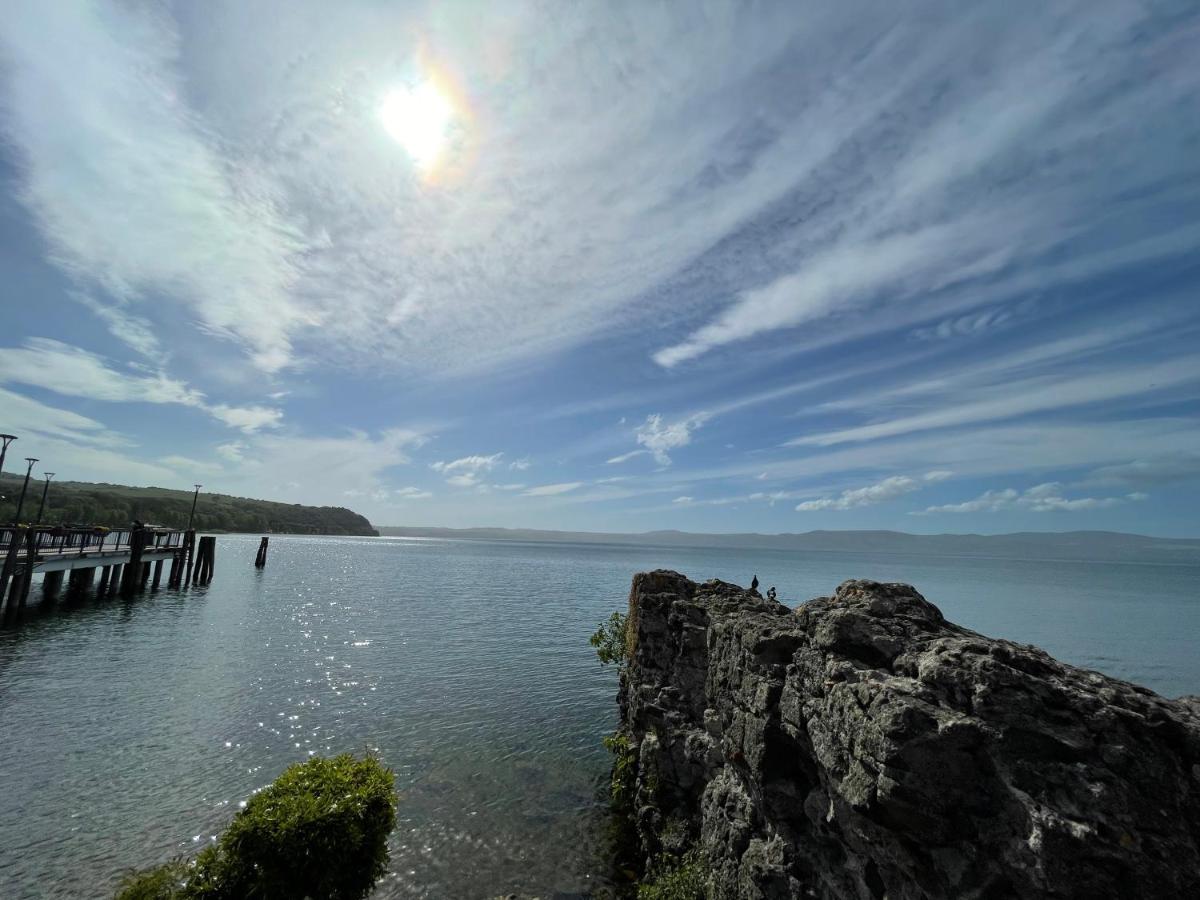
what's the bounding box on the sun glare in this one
[380,81,453,171]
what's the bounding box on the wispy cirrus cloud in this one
[523,482,584,497]
[0,339,282,433]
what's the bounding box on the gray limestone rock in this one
[617,570,1200,899]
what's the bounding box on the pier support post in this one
[0,526,26,619]
[183,530,196,586]
[192,535,216,585]
[97,565,112,594]
[108,564,123,599]
[151,559,164,589]
[121,527,148,595]
[14,528,37,612]
[255,536,269,568]
[140,561,151,589]
[43,569,64,599]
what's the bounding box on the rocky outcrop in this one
[617,570,1200,899]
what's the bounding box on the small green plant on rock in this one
[603,731,638,813]
[637,848,709,900]
[591,610,629,667]
[116,753,396,900]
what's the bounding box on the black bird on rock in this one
[750,574,759,592]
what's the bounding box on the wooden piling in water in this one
[43,569,64,599]
[254,536,269,568]
[192,535,216,585]
[15,528,37,612]
[0,526,26,619]
[97,565,111,594]
[151,559,164,589]
[120,528,147,595]
[183,530,196,585]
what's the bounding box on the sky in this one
[0,1,1197,536]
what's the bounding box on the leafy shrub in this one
[116,753,396,900]
[590,611,629,667]
[603,731,638,813]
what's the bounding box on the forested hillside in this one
[0,475,377,535]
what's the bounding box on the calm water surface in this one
[1,535,1197,898]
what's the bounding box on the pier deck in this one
[0,524,208,622]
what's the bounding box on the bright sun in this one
[380,82,453,171]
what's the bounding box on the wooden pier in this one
[0,524,212,623]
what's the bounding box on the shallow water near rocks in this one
[1,534,1197,898]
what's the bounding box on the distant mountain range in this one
[377,525,1200,562]
[0,474,378,536]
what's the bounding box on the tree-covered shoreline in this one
[0,475,377,536]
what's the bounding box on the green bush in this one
[117,754,396,900]
[590,611,629,667]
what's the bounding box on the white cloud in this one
[0,339,282,433]
[9,4,1182,381]
[606,449,649,465]
[523,482,584,497]
[509,457,531,471]
[208,404,285,434]
[635,413,709,466]
[493,483,526,491]
[431,453,503,487]
[790,357,1200,448]
[216,441,248,463]
[159,455,224,476]
[0,3,305,371]
[672,496,693,504]
[921,483,1147,514]
[394,486,433,499]
[72,292,165,363]
[796,474,928,512]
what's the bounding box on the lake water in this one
[1,534,1197,898]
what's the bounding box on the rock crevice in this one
[617,570,1200,899]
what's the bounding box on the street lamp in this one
[36,472,55,523]
[0,434,15,481]
[187,484,202,530]
[13,457,38,523]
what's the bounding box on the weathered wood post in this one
[140,561,151,589]
[121,527,147,595]
[0,526,26,618]
[254,536,269,568]
[183,530,196,585]
[151,559,164,589]
[96,565,111,594]
[14,527,38,612]
[192,535,216,584]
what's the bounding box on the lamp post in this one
[36,472,55,523]
[187,484,202,530]
[13,457,38,523]
[0,434,15,481]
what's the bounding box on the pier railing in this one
[0,525,187,560]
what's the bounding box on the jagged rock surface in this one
[617,570,1200,899]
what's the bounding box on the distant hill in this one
[0,474,377,536]
[377,525,1200,563]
